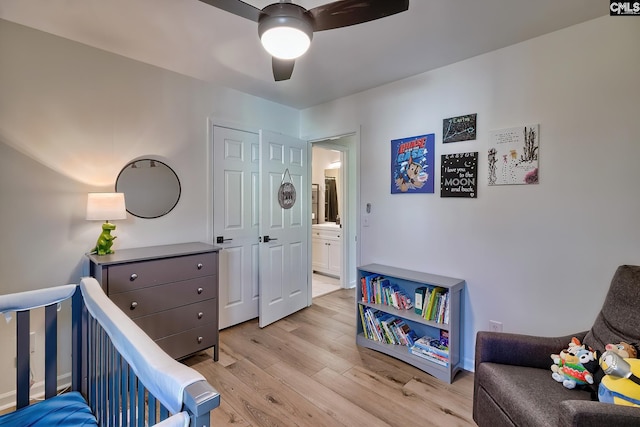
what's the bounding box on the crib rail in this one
[84,312,172,426]
[13,284,76,409]
[6,281,220,427]
[15,304,60,408]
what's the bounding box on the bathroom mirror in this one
[115,158,181,218]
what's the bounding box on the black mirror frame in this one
[115,158,181,219]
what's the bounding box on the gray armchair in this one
[473,265,640,427]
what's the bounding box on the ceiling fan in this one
[198,0,410,81]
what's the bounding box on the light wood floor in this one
[184,288,476,427]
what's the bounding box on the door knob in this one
[263,235,278,243]
[216,236,233,244]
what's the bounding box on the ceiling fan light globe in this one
[261,26,311,60]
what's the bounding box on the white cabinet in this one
[312,225,341,278]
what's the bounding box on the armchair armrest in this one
[475,330,588,371]
[559,400,640,427]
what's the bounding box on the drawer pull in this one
[130,301,138,310]
[197,287,204,294]
[197,336,203,344]
[198,312,204,319]
[197,263,203,270]
[130,273,138,281]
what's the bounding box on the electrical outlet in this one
[489,320,503,332]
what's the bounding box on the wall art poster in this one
[391,133,435,194]
[488,124,539,185]
[441,152,478,198]
[443,113,477,143]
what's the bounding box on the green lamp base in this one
[90,222,118,256]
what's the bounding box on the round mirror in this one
[115,159,181,219]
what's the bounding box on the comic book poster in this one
[391,133,435,194]
[441,152,478,198]
[488,124,539,185]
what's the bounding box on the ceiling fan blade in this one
[272,58,295,81]
[197,0,261,22]
[309,0,409,32]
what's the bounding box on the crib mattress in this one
[0,391,97,427]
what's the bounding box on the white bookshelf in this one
[356,263,465,383]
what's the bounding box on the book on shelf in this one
[414,286,427,315]
[410,334,450,367]
[439,330,449,348]
[410,347,449,367]
[358,303,369,340]
[420,287,449,324]
[412,336,449,356]
[360,274,413,310]
[358,305,418,346]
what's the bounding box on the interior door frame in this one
[306,128,361,305]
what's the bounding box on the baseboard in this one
[0,372,71,411]
[463,356,475,373]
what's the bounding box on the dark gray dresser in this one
[87,242,221,361]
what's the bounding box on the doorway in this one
[311,145,342,297]
[310,134,357,298]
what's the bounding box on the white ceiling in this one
[0,0,607,109]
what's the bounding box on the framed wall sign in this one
[488,124,539,185]
[391,133,435,194]
[278,168,296,209]
[441,152,478,198]
[443,114,477,143]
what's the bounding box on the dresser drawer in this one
[110,276,215,318]
[156,324,218,360]
[106,252,217,293]
[133,298,217,340]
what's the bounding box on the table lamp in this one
[86,192,127,255]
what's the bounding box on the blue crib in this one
[0,277,220,427]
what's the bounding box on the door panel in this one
[213,125,260,329]
[259,130,310,327]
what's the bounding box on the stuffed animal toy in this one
[551,337,583,366]
[550,337,599,389]
[598,350,640,407]
[604,342,638,359]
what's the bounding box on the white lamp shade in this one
[261,26,311,60]
[86,193,127,221]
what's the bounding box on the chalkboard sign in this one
[443,114,477,143]
[441,152,478,198]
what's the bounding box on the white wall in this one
[300,16,640,371]
[0,19,299,403]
